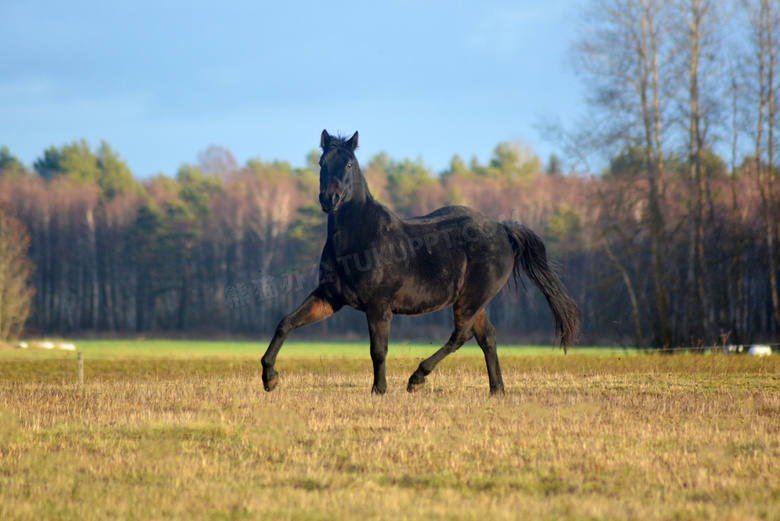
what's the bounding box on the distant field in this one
[0,338,605,361]
[1,340,778,520]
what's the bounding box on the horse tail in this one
[502,221,581,353]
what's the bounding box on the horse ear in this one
[347,131,359,152]
[320,129,331,150]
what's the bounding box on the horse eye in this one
[346,162,352,169]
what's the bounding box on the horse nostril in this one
[319,191,341,212]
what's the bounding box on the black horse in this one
[261,130,581,395]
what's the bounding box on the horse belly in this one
[391,293,451,315]
[389,274,459,315]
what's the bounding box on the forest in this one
[1,0,780,348]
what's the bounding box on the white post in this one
[78,352,83,384]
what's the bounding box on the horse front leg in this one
[261,288,341,392]
[366,308,392,395]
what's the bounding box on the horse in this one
[261,130,581,395]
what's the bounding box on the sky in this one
[1,0,585,178]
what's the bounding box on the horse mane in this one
[322,133,359,151]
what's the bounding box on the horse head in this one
[318,129,360,214]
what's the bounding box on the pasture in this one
[1,340,779,520]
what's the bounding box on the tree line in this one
[0,129,776,348]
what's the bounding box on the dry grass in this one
[1,354,779,520]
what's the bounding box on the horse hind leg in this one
[473,309,505,395]
[407,325,474,392]
[407,300,486,393]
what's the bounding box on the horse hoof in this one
[489,387,506,396]
[263,373,279,392]
[407,381,425,393]
[371,385,387,395]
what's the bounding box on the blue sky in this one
[1,0,583,177]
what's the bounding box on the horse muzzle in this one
[319,191,341,214]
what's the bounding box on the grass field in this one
[1,340,779,520]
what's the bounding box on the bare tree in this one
[572,0,675,346]
[0,206,34,342]
[745,0,780,345]
[198,145,239,181]
[727,58,748,343]
[674,0,726,344]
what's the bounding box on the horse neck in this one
[351,169,373,203]
[329,172,386,237]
